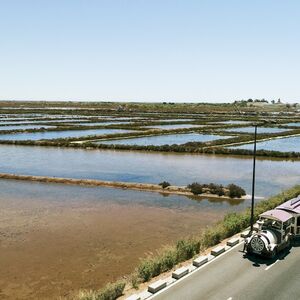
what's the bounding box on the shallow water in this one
[155,118,195,122]
[228,136,300,152]
[98,133,231,146]
[0,119,87,125]
[0,179,243,299]
[79,121,132,126]
[212,120,252,124]
[0,129,132,141]
[283,122,300,127]
[143,124,205,130]
[223,127,287,134]
[1,144,299,196]
[0,114,90,120]
[0,125,54,131]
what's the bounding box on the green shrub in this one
[159,181,171,189]
[187,182,203,195]
[137,240,201,283]
[227,184,246,198]
[158,248,177,272]
[137,248,177,282]
[137,259,155,282]
[77,280,125,300]
[201,227,223,248]
[98,281,126,300]
[129,273,140,289]
[208,183,225,196]
[77,290,96,300]
[176,239,200,261]
[221,212,249,237]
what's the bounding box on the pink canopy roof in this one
[260,209,292,222]
[277,195,300,214]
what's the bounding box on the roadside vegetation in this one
[72,184,300,299]
[75,280,126,300]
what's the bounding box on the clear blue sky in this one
[0,0,299,102]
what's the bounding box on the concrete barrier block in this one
[126,294,141,300]
[211,245,225,256]
[227,237,240,247]
[193,256,208,267]
[148,279,167,294]
[172,266,189,279]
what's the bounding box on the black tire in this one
[270,248,277,258]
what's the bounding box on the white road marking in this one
[265,259,279,271]
[147,241,243,299]
[227,297,233,300]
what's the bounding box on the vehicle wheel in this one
[270,248,277,258]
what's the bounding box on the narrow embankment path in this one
[0,173,246,200]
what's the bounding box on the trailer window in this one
[283,219,292,230]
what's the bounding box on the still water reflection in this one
[0,145,299,196]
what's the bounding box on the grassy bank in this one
[74,184,300,300]
[1,136,300,159]
[1,100,298,114]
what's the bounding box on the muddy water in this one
[0,145,299,196]
[0,179,242,299]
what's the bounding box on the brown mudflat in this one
[0,181,222,299]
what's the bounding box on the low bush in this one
[187,182,203,195]
[187,182,245,198]
[137,239,200,282]
[77,280,125,300]
[137,259,155,282]
[129,273,140,289]
[227,184,246,198]
[158,248,178,272]
[159,181,171,189]
[176,239,200,261]
[207,183,225,196]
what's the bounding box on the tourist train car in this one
[245,195,300,257]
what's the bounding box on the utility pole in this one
[250,125,257,233]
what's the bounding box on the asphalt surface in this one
[151,241,300,300]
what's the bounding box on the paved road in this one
[151,242,300,300]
